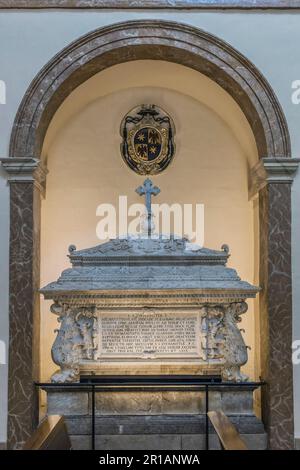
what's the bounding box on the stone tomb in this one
[40,236,266,449]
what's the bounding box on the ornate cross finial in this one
[136,178,160,236]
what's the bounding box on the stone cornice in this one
[0,1,300,10]
[41,291,257,308]
[0,157,48,196]
[249,157,300,199]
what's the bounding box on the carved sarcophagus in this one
[40,236,259,383]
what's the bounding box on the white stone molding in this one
[0,157,48,196]
[249,157,300,199]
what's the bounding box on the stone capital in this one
[249,157,300,199]
[0,157,48,197]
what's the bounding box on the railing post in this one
[205,384,209,450]
[91,384,95,450]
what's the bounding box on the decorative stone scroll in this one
[50,303,97,383]
[220,302,249,381]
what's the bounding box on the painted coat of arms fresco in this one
[121,104,175,175]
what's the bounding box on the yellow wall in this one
[41,61,259,382]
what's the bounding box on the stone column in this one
[0,158,47,449]
[250,157,299,449]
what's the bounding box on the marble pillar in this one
[250,157,299,449]
[1,158,47,449]
[259,184,294,449]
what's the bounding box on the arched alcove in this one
[40,60,259,385]
[4,21,294,450]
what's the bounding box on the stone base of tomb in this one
[43,384,267,450]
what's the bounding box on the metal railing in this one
[36,377,265,450]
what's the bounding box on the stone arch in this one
[10,20,290,160]
[3,20,296,450]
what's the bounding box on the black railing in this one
[36,377,265,451]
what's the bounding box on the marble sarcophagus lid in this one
[40,236,259,383]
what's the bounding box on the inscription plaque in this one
[97,311,201,360]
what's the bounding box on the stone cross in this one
[136,178,160,236]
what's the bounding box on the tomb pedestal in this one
[43,384,266,450]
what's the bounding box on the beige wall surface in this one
[0,10,300,443]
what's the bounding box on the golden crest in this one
[121,105,175,175]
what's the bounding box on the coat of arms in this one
[120,104,175,175]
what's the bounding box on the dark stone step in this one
[65,414,265,435]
